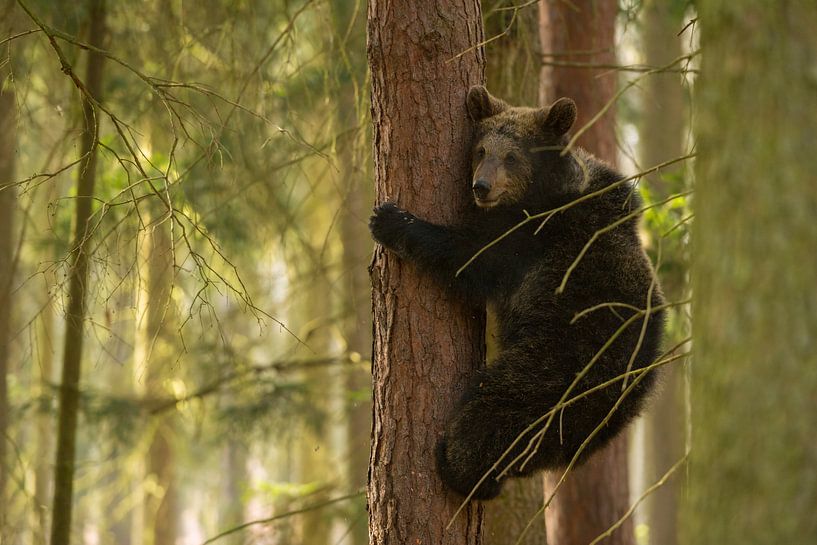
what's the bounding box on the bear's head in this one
[466,85,577,209]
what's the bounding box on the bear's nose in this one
[472,179,491,199]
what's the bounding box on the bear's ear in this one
[541,97,577,136]
[466,85,507,122]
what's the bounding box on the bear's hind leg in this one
[435,363,562,500]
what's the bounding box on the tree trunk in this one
[339,168,371,545]
[34,190,58,545]
[0,13,17,528]
[539,2,634,545]
[30,87,65,545]
[539,0,618,164]
[367,2,486,544]
[639,2,686,545]
[218,441,247,545]
[332,0,371,540]
[49,1,106,543]
[484,479,545,545]
[133,212,178,545]
[299,274,333,545]
[684,3,817,545]
[640,0,686,201]
[483,0,540,107]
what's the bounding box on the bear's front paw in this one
[436,436,503,500]
[369,202,415,254]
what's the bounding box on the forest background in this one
[1,1,814,545]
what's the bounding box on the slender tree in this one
[137,216,179,545]
[299,273,334,545]
[0,0,17,527]
[367,1,486,543]
[331,2,372,542]
[684,3,817,545]
[640,2,687,544]
[48,0,106,542]
[539,2,634,544]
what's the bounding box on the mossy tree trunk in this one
[49,0,106,543]
[539,2,634,544]
[684,3,817,545]
[367,1,486,543]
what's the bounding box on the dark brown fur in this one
[370,86,665,500]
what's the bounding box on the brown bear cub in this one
[369,86,665,500]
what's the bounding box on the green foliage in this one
[217,379,321,438]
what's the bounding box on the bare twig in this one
[201,490,364,545]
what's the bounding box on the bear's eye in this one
[505,154,517,165]
[476,147,486,159]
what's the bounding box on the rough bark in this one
[684,3,817,545]
[367,2,486,544]
[49,1,106,543]
[640,2,686,544]
[539,2,634,544]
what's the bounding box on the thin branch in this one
[563,50,700,155]
[0,28,41,48]
[201,490,364,545]
[586,455,688,545]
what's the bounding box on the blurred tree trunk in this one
[34,297,54,544]
[134,7,182,544]
[484,479,546,545]
[539,0,618,163]
[134,213,178,545]
[684,3,817,545]
[218,441,247,545]
[483,0,540,107]
[641,0,686,202]
[481,4,547,543]
[539,2,634,545]
[34,184,60,545]
[331,0,371,540]
[367,1,486,544]
[0,8,17,528]
[338,148,371,545]
[28,66,67,545]
[49,1,106,543]
[640,2,686,545]
[299,274,333,545]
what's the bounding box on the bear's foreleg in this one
[369,202,496,299]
